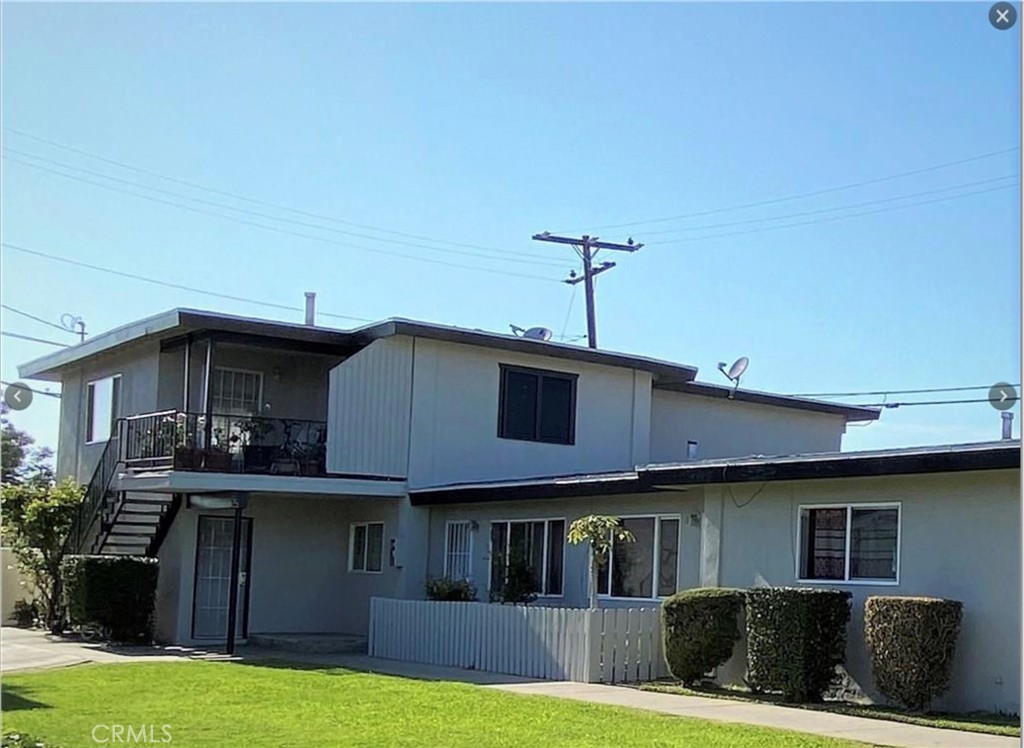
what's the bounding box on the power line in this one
[1,242,377,323]
[1,330,71,347]
[3,156,566,282]
[3,148,569,270]
[0,304,78,335]
[793,384,1021,398]
[641,174,1019,239]
[862,398,1006,408]
[574,145,1020,231]
[645,182,1018,246]
[0,380,61,399]
[2,127,554,262]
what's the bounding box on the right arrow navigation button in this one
[988,382,1019,411]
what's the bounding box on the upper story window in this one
[498,365,577,445]
[798,503,900,584]
[211,367,263,416]
[86,375,121,444]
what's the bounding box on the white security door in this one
[192,516,252,639]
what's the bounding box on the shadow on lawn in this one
[1,685,51,712]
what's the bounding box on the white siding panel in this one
[327,337,414,477]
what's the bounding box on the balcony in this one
[123,410,328,477]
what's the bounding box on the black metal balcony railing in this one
[123,410,328,477]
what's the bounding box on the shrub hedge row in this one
[662,588,964,709]
[61,555,159,643]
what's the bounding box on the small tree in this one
[1,478,83,633]
[567,515,635,609]
[1,402,54,486]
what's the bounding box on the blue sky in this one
[1,2,1020,455]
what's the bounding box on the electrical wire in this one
[640,174,1019,239]
[2,127,554,262]
[862,398,1005,408]
[0,381,60,399]
[574,146,1021,231]
[644,182,1018,246]
[792,384,1021,398]
[1,242,376,323]
[0,304,78,335]
[1,330,70,347]
[3,157,566,282]
[3,148,570,270]
[559,286,578,342]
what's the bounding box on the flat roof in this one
[13,307,877,421]
[18,308,699,385]
[408,440,1020,505]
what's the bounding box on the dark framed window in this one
[498,365,577,445]
[798,504,900,583]
[489,519,565,597]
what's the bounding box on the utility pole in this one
[532,232,642,349]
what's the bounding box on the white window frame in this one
[796,502,901,586]
[85,374,122,444]
[210,366,264,415]
[349,521,385,574]
[598,513,682,602]
[488,517,566,598]
[444,521,474,581]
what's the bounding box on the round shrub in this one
[864,596,963,711]
[662,588,745,685]
[745,587,852,703]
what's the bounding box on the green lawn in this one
[639,683,1021,738]
[0,661,881,748]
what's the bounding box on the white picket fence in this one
[368,597,670,683]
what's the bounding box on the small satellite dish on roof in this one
[717,356,749,398]
[509,325,553,342]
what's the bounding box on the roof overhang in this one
[409,471,651,506]
[653,380,881,422]
[642,441,1020,488]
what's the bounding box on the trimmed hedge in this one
[864,596,963,711]
[745,587,852,702]
[425,577,477,602]
[662,588,745,685]
[61,555,159,643]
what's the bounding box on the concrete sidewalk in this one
[488,681,1018,748]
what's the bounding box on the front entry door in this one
[192,516,252,639]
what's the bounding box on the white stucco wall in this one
[407,339,653,489]
[703,469,1020,714]
[649,389,848,464]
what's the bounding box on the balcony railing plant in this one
[123,411,327,476]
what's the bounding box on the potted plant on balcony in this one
[236,418,276,473]
[172,413,200,469]
[204,427,234,472]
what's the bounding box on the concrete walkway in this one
[2,627,1016,748]
[487,681,1018,748]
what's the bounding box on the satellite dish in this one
[717,356,749,397]
[523,327,553,341]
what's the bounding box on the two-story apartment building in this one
[18,308,1020,713]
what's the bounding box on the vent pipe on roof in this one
[1001,411,1014,440]
[304,292,316,326]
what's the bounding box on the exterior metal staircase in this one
[68,420,181,557]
